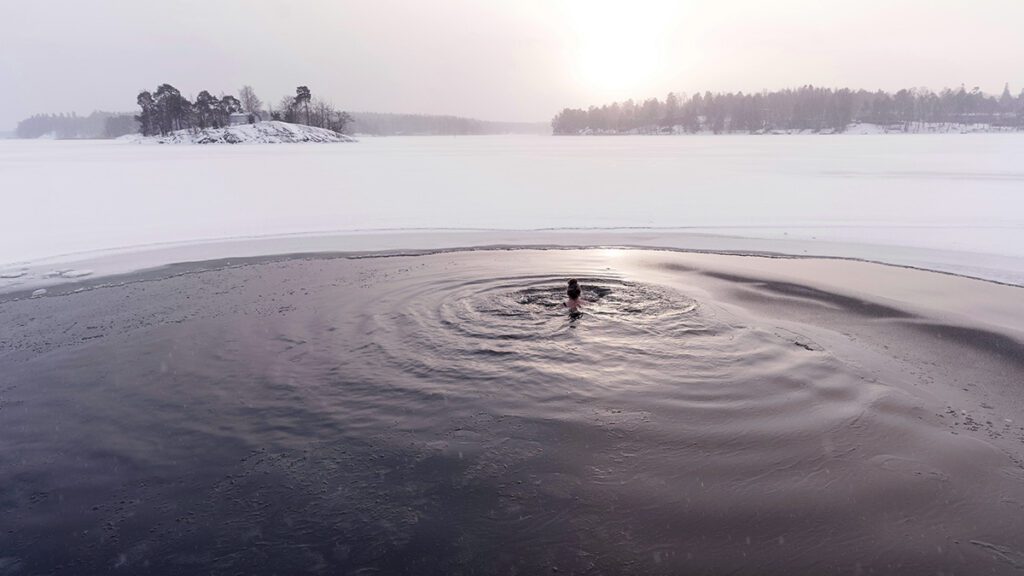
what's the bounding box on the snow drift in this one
[121,121,356,144]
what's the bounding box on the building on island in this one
[229,112,260,126]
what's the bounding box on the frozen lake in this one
[1,134,1023,287]
[4,137,1024,574]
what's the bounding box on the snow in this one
[843,122,1021,135]
[44,268,93,278]
[119,120,355,144]
[1,134,1022,292]
[581,123,1021,136]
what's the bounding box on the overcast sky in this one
[2,0,1022,130]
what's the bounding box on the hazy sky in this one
[2,0,1022,130]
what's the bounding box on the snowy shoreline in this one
[119,120,356,144]
[561,122,1024,136]
[3,228,1024,299]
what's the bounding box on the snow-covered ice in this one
[0,133,1022,292]
[43,268,93,278]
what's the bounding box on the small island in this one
[131,84,354,144]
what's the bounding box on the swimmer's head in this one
[566,278,581,300]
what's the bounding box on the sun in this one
[578,35,661,97]
[563,0,680,100]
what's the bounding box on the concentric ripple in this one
[349,272,873,439]
[437,275,698,339]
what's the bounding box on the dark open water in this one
[2,250,1023,575]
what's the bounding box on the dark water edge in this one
[2,249,1024,575]
[5,238,1024,307]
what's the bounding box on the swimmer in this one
[564,278,582,311]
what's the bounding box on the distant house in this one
[229,112,259,126]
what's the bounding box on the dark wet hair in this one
[567,278,581,300]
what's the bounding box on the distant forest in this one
[552,84,1024,134]
[15,111,137,139]
[349,112,547,136]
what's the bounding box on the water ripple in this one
[1,254,1020,574]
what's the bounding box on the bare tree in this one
[312,99,333,129]
[277,96,297,123]
[238,85,263,119]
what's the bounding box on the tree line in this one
[136,84,351,136]
[552,84,1024,134]
[15,111,137,139]
[268,86,353,134]
[348,112,547,136]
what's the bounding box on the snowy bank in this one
[573,122,1023,136]
[120,121,356,144]
[842,122,1022,135]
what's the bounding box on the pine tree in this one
[154,84,187,134]
[217,95,242,127]
[295,86,312,125]
[136,91,156,136]
[663,92,679,128]
[1000,83,1014,113]
[193,90,217,129]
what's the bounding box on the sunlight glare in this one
[564,0,682,100]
